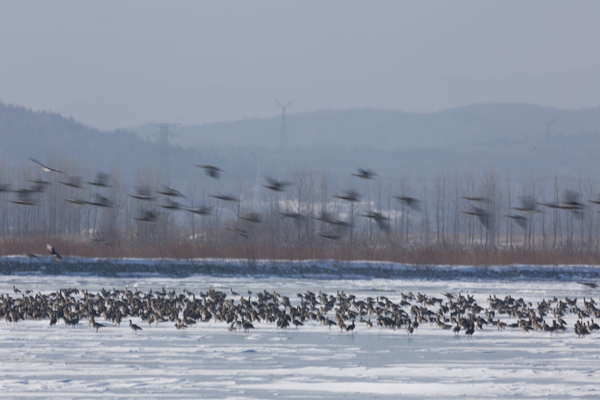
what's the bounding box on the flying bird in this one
[263,177,292,192]
[317,231,345,241]
[240,212,261,223]
[463,196,490,203]
[135,210,158,222]
[395,196,422,212]
[160,198,185,211]
[188,206,213,216]
[351,168,378,180]
[227,227,249,238]
[60,176,84,189]
[211,194,239,202]
[463,205,492,230]
[514,196,540,214]
[157,185,186,199]
[130,186,157,201]
[87,172,111,187]
[29,158,62,173]
[88,194,115,208]
[506,214,527,229]
[10,190,37,206]
[334,190,361,203]
[196,165,223,179]
[46,244,62,262]
[280,211,306,220]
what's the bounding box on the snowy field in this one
[1,268,600,399]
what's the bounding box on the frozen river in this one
[1,266,600,399]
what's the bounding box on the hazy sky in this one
[2,1,600,130]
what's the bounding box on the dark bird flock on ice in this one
[2,284,600,338]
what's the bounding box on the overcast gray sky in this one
[2,1,600,130]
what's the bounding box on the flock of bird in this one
[2,159,597,240]
[2,285,600,338]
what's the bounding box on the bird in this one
[351,168,377,180]
[463,206,492,230]
[346,320,355,333]
[580,282,598,289]
[29,158,62,173]
[157,185,186,199]
[463,196,490,203]
[263,177,292,192]
[196,165,223,179]
[130,186,157,201]
[87,194,114,208]
[66,198,88,206]
[211,194,239,202]
[514,196,540,214]
[10,190,37,206]
[159,199,185,211]
[135,210,158,223]
[59,176,84,189]
[362,210,390,233]
[334,190,361,203]
[240,213,261,223]
[395,196,422,212]
[46,244,62,262]
[227,228,249,238]
[506,214,527,229]
[87,172,111,187]
[188,206,213,216]
[129,320,142,334]
[92,321,106,333]
[280,211,306,220]
[317,231,344,241]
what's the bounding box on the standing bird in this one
[129,320,142,334]
[46,244,62,262]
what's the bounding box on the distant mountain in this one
[3,100,600,186]
[130,103,600,150]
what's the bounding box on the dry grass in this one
[2,234,600,266]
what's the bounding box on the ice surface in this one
[1,265,600,398]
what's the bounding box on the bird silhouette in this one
[196,165,223,179]
[351,168,377,180]
[46,244,62,262]
[87,172,111,187]
[29,158,62,173]
[263,177,292,192]
[334,190,361,202]
[135,210,158,222]
[395,196,422,212]
[157,185,186,199]
[59,176,84,189]
[130,186,157,201]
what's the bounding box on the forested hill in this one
[0,101,208,178]
[3,100,600,181]
[130,103,600,150]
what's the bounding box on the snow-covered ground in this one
[1,272,600,398]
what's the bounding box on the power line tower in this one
[276,100,292,150]
[148,122,180,175]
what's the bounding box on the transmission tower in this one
[148,123,180,174]
[276,100,292,150]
